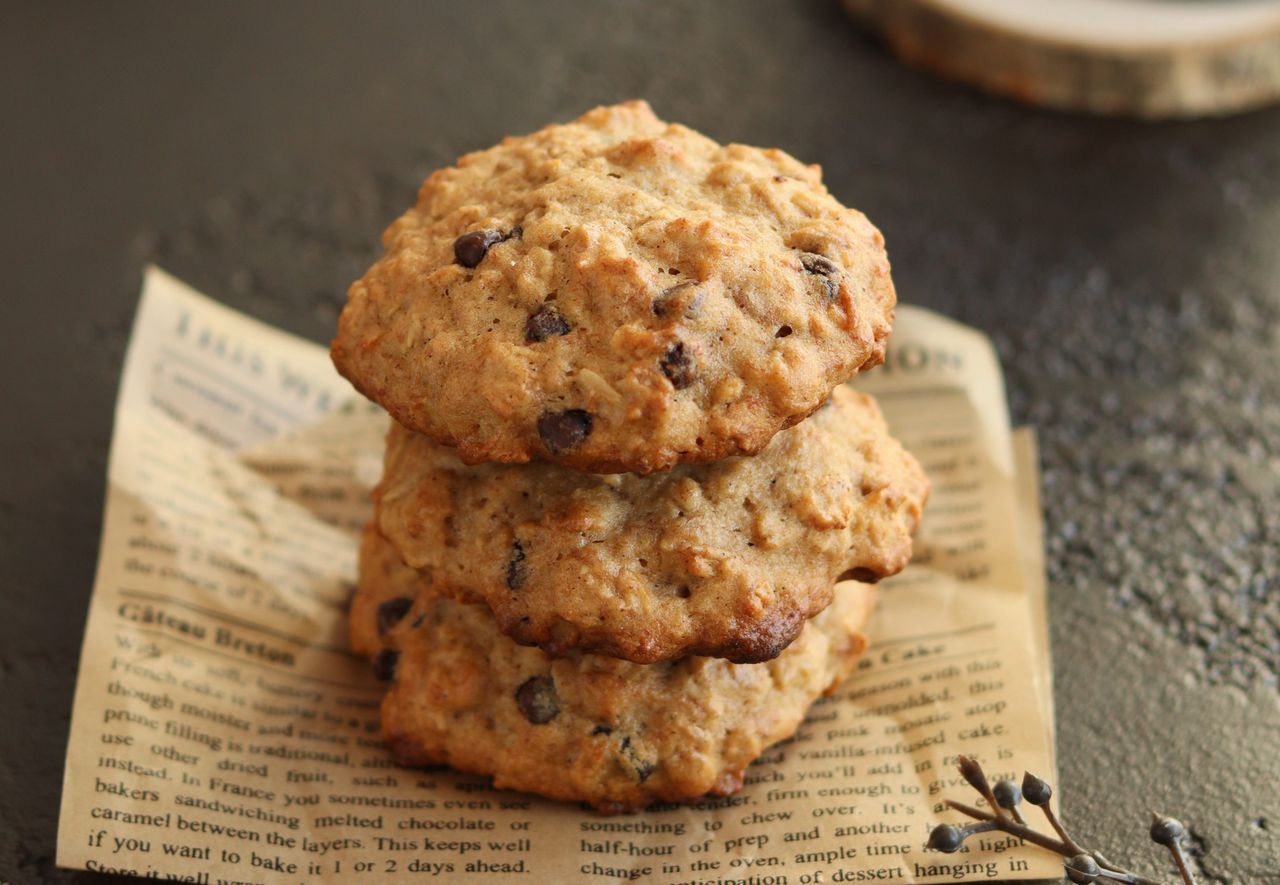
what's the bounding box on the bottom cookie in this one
[352,526,875,813]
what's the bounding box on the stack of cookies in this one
[331,102,929,813]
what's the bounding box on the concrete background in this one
[2,2,1276,882]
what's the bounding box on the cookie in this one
[375,385,928,663]
[351,526,874,814]
[332,100,896,474]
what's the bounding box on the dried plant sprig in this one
[925,756,1197,885]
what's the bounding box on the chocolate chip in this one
[839,566,882,584]
[775,324,793,338]
[800,253,840,300]
[591,725,613,736]
[653,280,700,317]
[524,304,571,342]
[537,409,593,452]
[376,597,413,636]
[515,675,559,724]
[659,342,695,389]
[373,649,399,681]
[506,541,528,590]
[453,226,520,267]
[454,230,501,268]
[619,735,656,783]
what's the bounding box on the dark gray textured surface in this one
[2,2,1277,882]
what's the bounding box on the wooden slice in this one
[844,0,1280,118]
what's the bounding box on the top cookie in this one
[332,100,896,474]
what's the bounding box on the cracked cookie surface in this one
[375,385,928,663]
[332,100,896,474]
[351,526,874,813]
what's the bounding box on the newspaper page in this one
[1011,431,1055,760]
[57,267,1059,884]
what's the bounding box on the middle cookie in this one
[376,385,929,664]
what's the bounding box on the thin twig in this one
[1167,842,1196,885]
[1041,800,1087,855]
